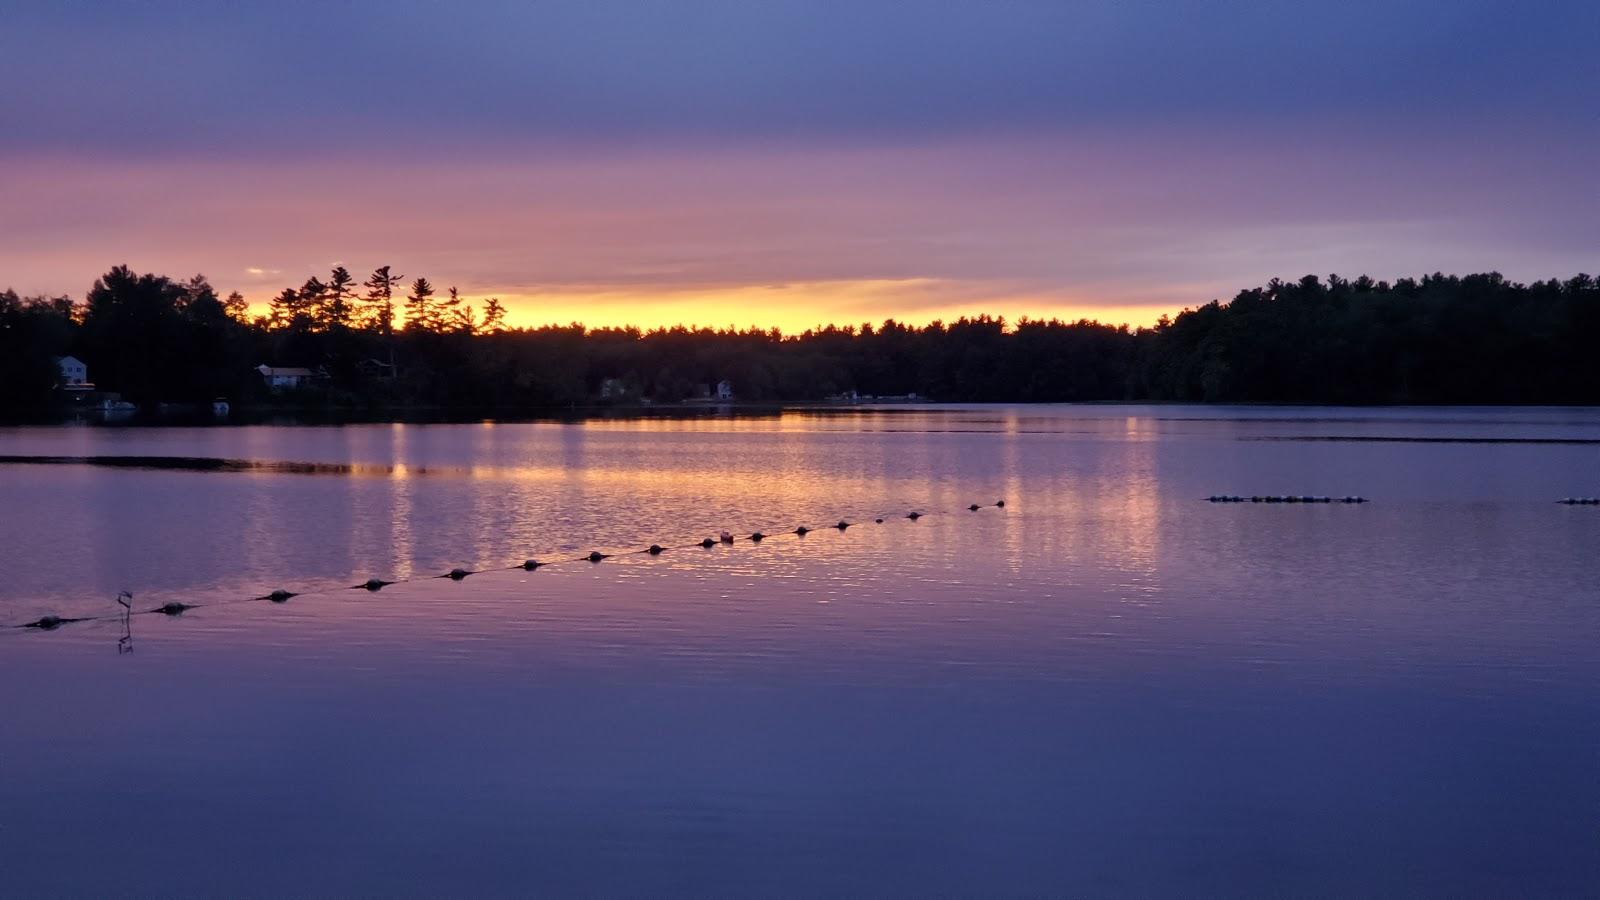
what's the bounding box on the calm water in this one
[2,406,1597,896]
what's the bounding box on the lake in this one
[2,405,1597,896]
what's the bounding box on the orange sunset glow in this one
[241,280,1172,333]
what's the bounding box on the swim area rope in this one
[10,493,1595,634]
[8,499,1012,632]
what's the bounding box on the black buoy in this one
[522,559,541,570]
[447,568,472,580]
[24,615,69,630]
[154,602,194,616]
[587,551,606,563]
[701,537,717,548]
[267,589,295,603]
[836,520,850,530]
[795,526,810,536]
[648,544,664,555]
[907,511,921,520]
[360,578,391,591]
[968,504,981,511]
[875,517,884,524]
[750,532,765,542]
[996,499,1005,507]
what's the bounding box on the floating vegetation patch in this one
[1207,495,1368,504]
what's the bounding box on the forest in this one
[3,265,1599,414]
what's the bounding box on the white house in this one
[715,379,734,400]
[256,365,317,390]
[54,356,91,390]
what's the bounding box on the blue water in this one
[1,406,1597,896]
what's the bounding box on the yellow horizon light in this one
[245,279,1179,333]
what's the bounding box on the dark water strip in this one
[1247,436,1600,445]
[0,455,431,476]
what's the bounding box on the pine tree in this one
[325,266,357,330]
[405,277,436,332]
[179,274,217,313]
[361,266,402,336]
[299,277,327,331]
[442,286,474,333]
[269,287,304,330]
[481,297,507,333]
[222,291,250,322]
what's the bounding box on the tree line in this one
[2,265,1598,414]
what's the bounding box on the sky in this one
[2,0,1596,331]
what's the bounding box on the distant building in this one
[256,364,317,391]
[599,377,628,400]
[54,356,92,391]
[355,358,396,380]
[715,379,734,400]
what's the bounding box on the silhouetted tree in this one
[298,277,327,330]
[361,265,402,336]
[443,286,474,333]
[404,277,437,332]
[8,265,1600,414]
[481,297,507,333]
[268,288,300,329]
[77,266,252,404]
[0,289,73,412]
[324,265,357,330]
[222,290,250,322]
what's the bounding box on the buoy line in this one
[5,500,1011,633]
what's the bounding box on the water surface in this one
[2,406,1597,896]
